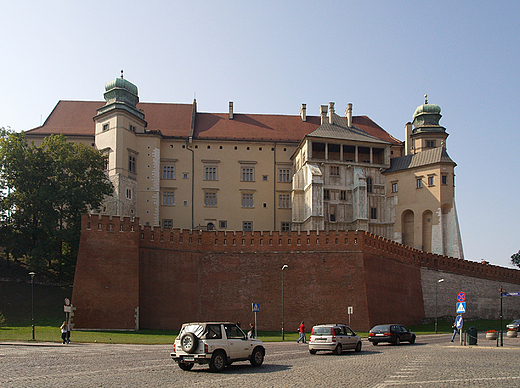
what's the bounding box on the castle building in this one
[26,74,463,258]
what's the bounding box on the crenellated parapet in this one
[81,214,520,284]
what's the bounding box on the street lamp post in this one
[435,278,445,333]
[29,272,36,340]
[281,264,288,341]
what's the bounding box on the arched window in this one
[207,222,215,231]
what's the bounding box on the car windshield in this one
[371,325,390,332]
[313,327,333,335]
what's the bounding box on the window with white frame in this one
[278,194,291,208]
[204,192,217,206]
[103,123,109,132]
[281,222,291,231]
[242,193,254,208]
[428,176,435,186]
[416,178,423,188]
[278,168,291,182]
[219,220,227,229]
[163,191,175,206]
[243,221,253,231]
[205,166,218,181]
[241,167,254,181]
[162,165,175,179]
[392,182,398,193]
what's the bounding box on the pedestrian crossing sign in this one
[252,303,260,312]
[456,302,466,313]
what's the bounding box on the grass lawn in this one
[0,319,509,344]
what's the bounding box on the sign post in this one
[456,292,465,345]
[252,303,260,338]
[347,306,353,327]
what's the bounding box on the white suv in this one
[171,322,265,372]
[308,324,362,355]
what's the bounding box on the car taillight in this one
[204,343,208,353]
[331,334,336,342]
[368,333,374,337]
[173,343,176,352]
[384,333,392,336]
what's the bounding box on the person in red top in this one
[297,321,306,343]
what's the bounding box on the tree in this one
[512,250,520,268]
[0,129,113,281]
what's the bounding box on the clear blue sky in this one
[2,1,519,269]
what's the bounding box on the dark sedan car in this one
[368,324,416,346]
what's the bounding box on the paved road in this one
[1,334,519,387]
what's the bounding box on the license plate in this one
[183,357,195,361]
[375,334,384,336]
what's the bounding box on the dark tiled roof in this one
[384,147,456,173]
[25,100,401,145]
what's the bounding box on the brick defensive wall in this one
[71,214,520,331]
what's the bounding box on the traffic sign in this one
[457,292,466,302]
[64,298,71,306]
[456,302,466,313]
[455,315,463,329]
[252,303,260,312]
[347,306,353,315]
[503,292,520,297]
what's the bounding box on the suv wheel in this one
[178,362,194,371]
[180,333,199,353]
[250,347,265,367]
[209,350,226,372]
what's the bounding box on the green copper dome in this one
[105,75,139,96]
[412,95,444,132]
[96,71,145,121]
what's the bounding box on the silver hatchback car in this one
[308,324,362,355]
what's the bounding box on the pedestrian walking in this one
[60,321,69,344]
[248,322,255,338]
[66,324,71,344]
[451,320,459,342]
[297,321,306,343]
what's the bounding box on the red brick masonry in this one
[71,215,520,332]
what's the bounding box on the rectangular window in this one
[278,194,291,208]
[416,178,423,188]
[162,165,175,179]
[281,222,291,231]
[442,175,448,185]
[340,190,346,201]
[330,166,340,176]
[370,207,377,220]
[204,166,217,181]
[126,188,132,200]
[204,192,217,206]
[278,168,291,182]
[103,123,109,131]
[243,221,252,231]
[163,219,173,229]
[324,189,330,200]
[219,220,227,229]
[129,155,136,173]
[426,140,436,148]
[241,167,254,181]
[392,182,398,193]
[242,193,254,208]
[163,191,175,206]
[428,176,435,186]
[129,125,136,133]
[183,173,189,179]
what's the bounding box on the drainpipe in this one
[273,142,277,230]
[186,139,194,229]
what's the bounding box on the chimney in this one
[404,122,413,155]
[328,102,335,124]
[229,101,234,120]
[300,103,307,122]
[346,103,353,127]
[320,105,328,125]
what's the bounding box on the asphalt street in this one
[1,333,519,387]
